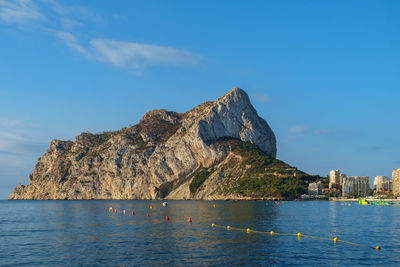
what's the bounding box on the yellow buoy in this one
[227,226,231,230]
[247,228,251,233]
[334,237,338,243]
[213,204,216,208]
[297,232,302,238]
[270,231,275,236]
[375,246,381,250]
[211,223,215,227]
[150,205,153,209]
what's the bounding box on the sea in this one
[1,200,399,266]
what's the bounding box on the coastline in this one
[329,197,400,202]
[6,197,400,202]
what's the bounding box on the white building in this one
[393,169,400,197]
[329,170,340,184]
[308,183,322,195]
[329,169,342,189]
[342,176,370,197]
[373,176,392,193]
[339,173,347,185]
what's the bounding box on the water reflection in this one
[1,200,400,266]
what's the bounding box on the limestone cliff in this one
[9,88,314,200]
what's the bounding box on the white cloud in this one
[0,0,43,24]
[289,125,307,133]
[2,0,200,74]
[90,39,201,69]
[0,118,39,152]
[41,0,67,15]
[42,0,101,22]
[0,118,48,197]
[55,32,201,72]
[0,118,47,168]
[55,31,90,57]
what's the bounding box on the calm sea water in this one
[1,200,399,266]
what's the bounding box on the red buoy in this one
[166,216,170,221]
[147,213,150,217]
[132,211,135,216]
[188,217,192,223]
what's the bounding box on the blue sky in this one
[0,0,399,199]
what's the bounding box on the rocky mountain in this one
[9,88,318,200]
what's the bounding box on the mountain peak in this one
[9,88,278,200]
[218,87,248,102]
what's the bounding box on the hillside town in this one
[306,168,400,199]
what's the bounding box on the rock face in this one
[9,88,278,200]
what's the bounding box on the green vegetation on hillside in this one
[190,168,214,194]
[219,140,321,199]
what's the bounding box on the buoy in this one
[166,216,170,221]
[150,205,153,209]
[132,211,135,216]
[163,202,168,206]
[188,217,192,223]
[213,204,216,208]
[147,213,150,217]
[211,225,375,250]
[270,231,274,236]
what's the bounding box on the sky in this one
[0,0,399,199]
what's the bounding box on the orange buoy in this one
[166,216,170,221]
[188,217,192,223]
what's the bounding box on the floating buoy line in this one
[210,224,381,250]
[108,204,381,251]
